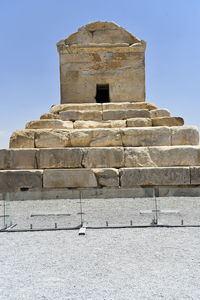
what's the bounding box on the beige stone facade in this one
[57,22,146,104]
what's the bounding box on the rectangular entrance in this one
[95,84,110,103]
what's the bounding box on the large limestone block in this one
[9,130,35,148]
[93,168,119,187]
[38,148,83,168]
[70,130,93,147]
[90,129,122,147]
[126,118,152,127]
[82,147,124,168]
[0,149,10,169]
[102,102,157,111]
[59,110,102,121]
[150,109,170,118]
[9,149,38,169]
[124,146,200,167]
[103,109,150,120]
[171,126,199,145]
[25,119,73,130]
[148,146,200,167]
[0,170,43,192]
[71,129,122,147]
[120,167,190,187]
[121,127,171,146]
[152,117,184,127]
[190,167,200,184]
[43,169,97,188]
[124,148,155,167]
[35,130,71,148]
[40,113,60,120]
[74,120,126,129]
[50,103,102,113]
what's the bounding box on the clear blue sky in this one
[1,0,200,148]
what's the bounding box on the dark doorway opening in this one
[95,84,110,103]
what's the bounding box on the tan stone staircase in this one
[1,101,200,199]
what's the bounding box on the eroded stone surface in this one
[40,113,60,120]
[120,167,190,186]
[10,149,38,169]
[74,120,126,129]
[0,170,43,192]
[103,109,150,120]
[38,148,83,168]
[121,127,171,146]
[190,167,200,184]
[171,126,199,145]
[60,110,102,121]
[126,118,152,127]
[35,130,71,148]
[9,130,35,148]
[43,169,97,188]
[90,129,122,147]
[0,149,10,169]
[150,109,170,118]
[152,117,184,127]
[82,147,124,168]
[26,120,73,129]
[93,168,119,187]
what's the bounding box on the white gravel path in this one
[0,228,200,299]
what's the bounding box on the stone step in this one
[1,146,200,170]
[1,166,200,192]
[57,108,171,121]
[9,126,199,148]
[50,102,157,114]
[25,117,184,130]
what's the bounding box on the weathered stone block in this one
[50,103,102,113]
[148,146,200,167]
[10,149,38,169]
[35,130,71,148]
[9,130,35,148]
[126,118,152,127]
[103,109,150,120]
[43,169,97,188]
[38,148,83,168]
[121,127,171,146]
[150,109,170,118]
[93,168,119,187]
[82,147,124,168]
[0,170,43,192]
[73,120,126,129]
[120,167,190,186]
[40,113,60,119]
[190,167,200,184]
[70,130,93,147]
[26,119,73,129]
[90,129,122,147]
[124,147,155,167]
[152,117,184,127]
[0,149,10,169]
[60,110,102,121]
[124,146,200,168]
[102,102,157,111]
[171,126,199,145]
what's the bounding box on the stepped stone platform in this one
[1,21,200,199]
[1,100,200,199]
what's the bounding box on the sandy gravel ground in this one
[0,228,200,300]
[1,197,200,229]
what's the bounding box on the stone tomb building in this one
[0,21,200,199]
[57,21,146,103]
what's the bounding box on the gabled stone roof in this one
[57,21,143,47]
